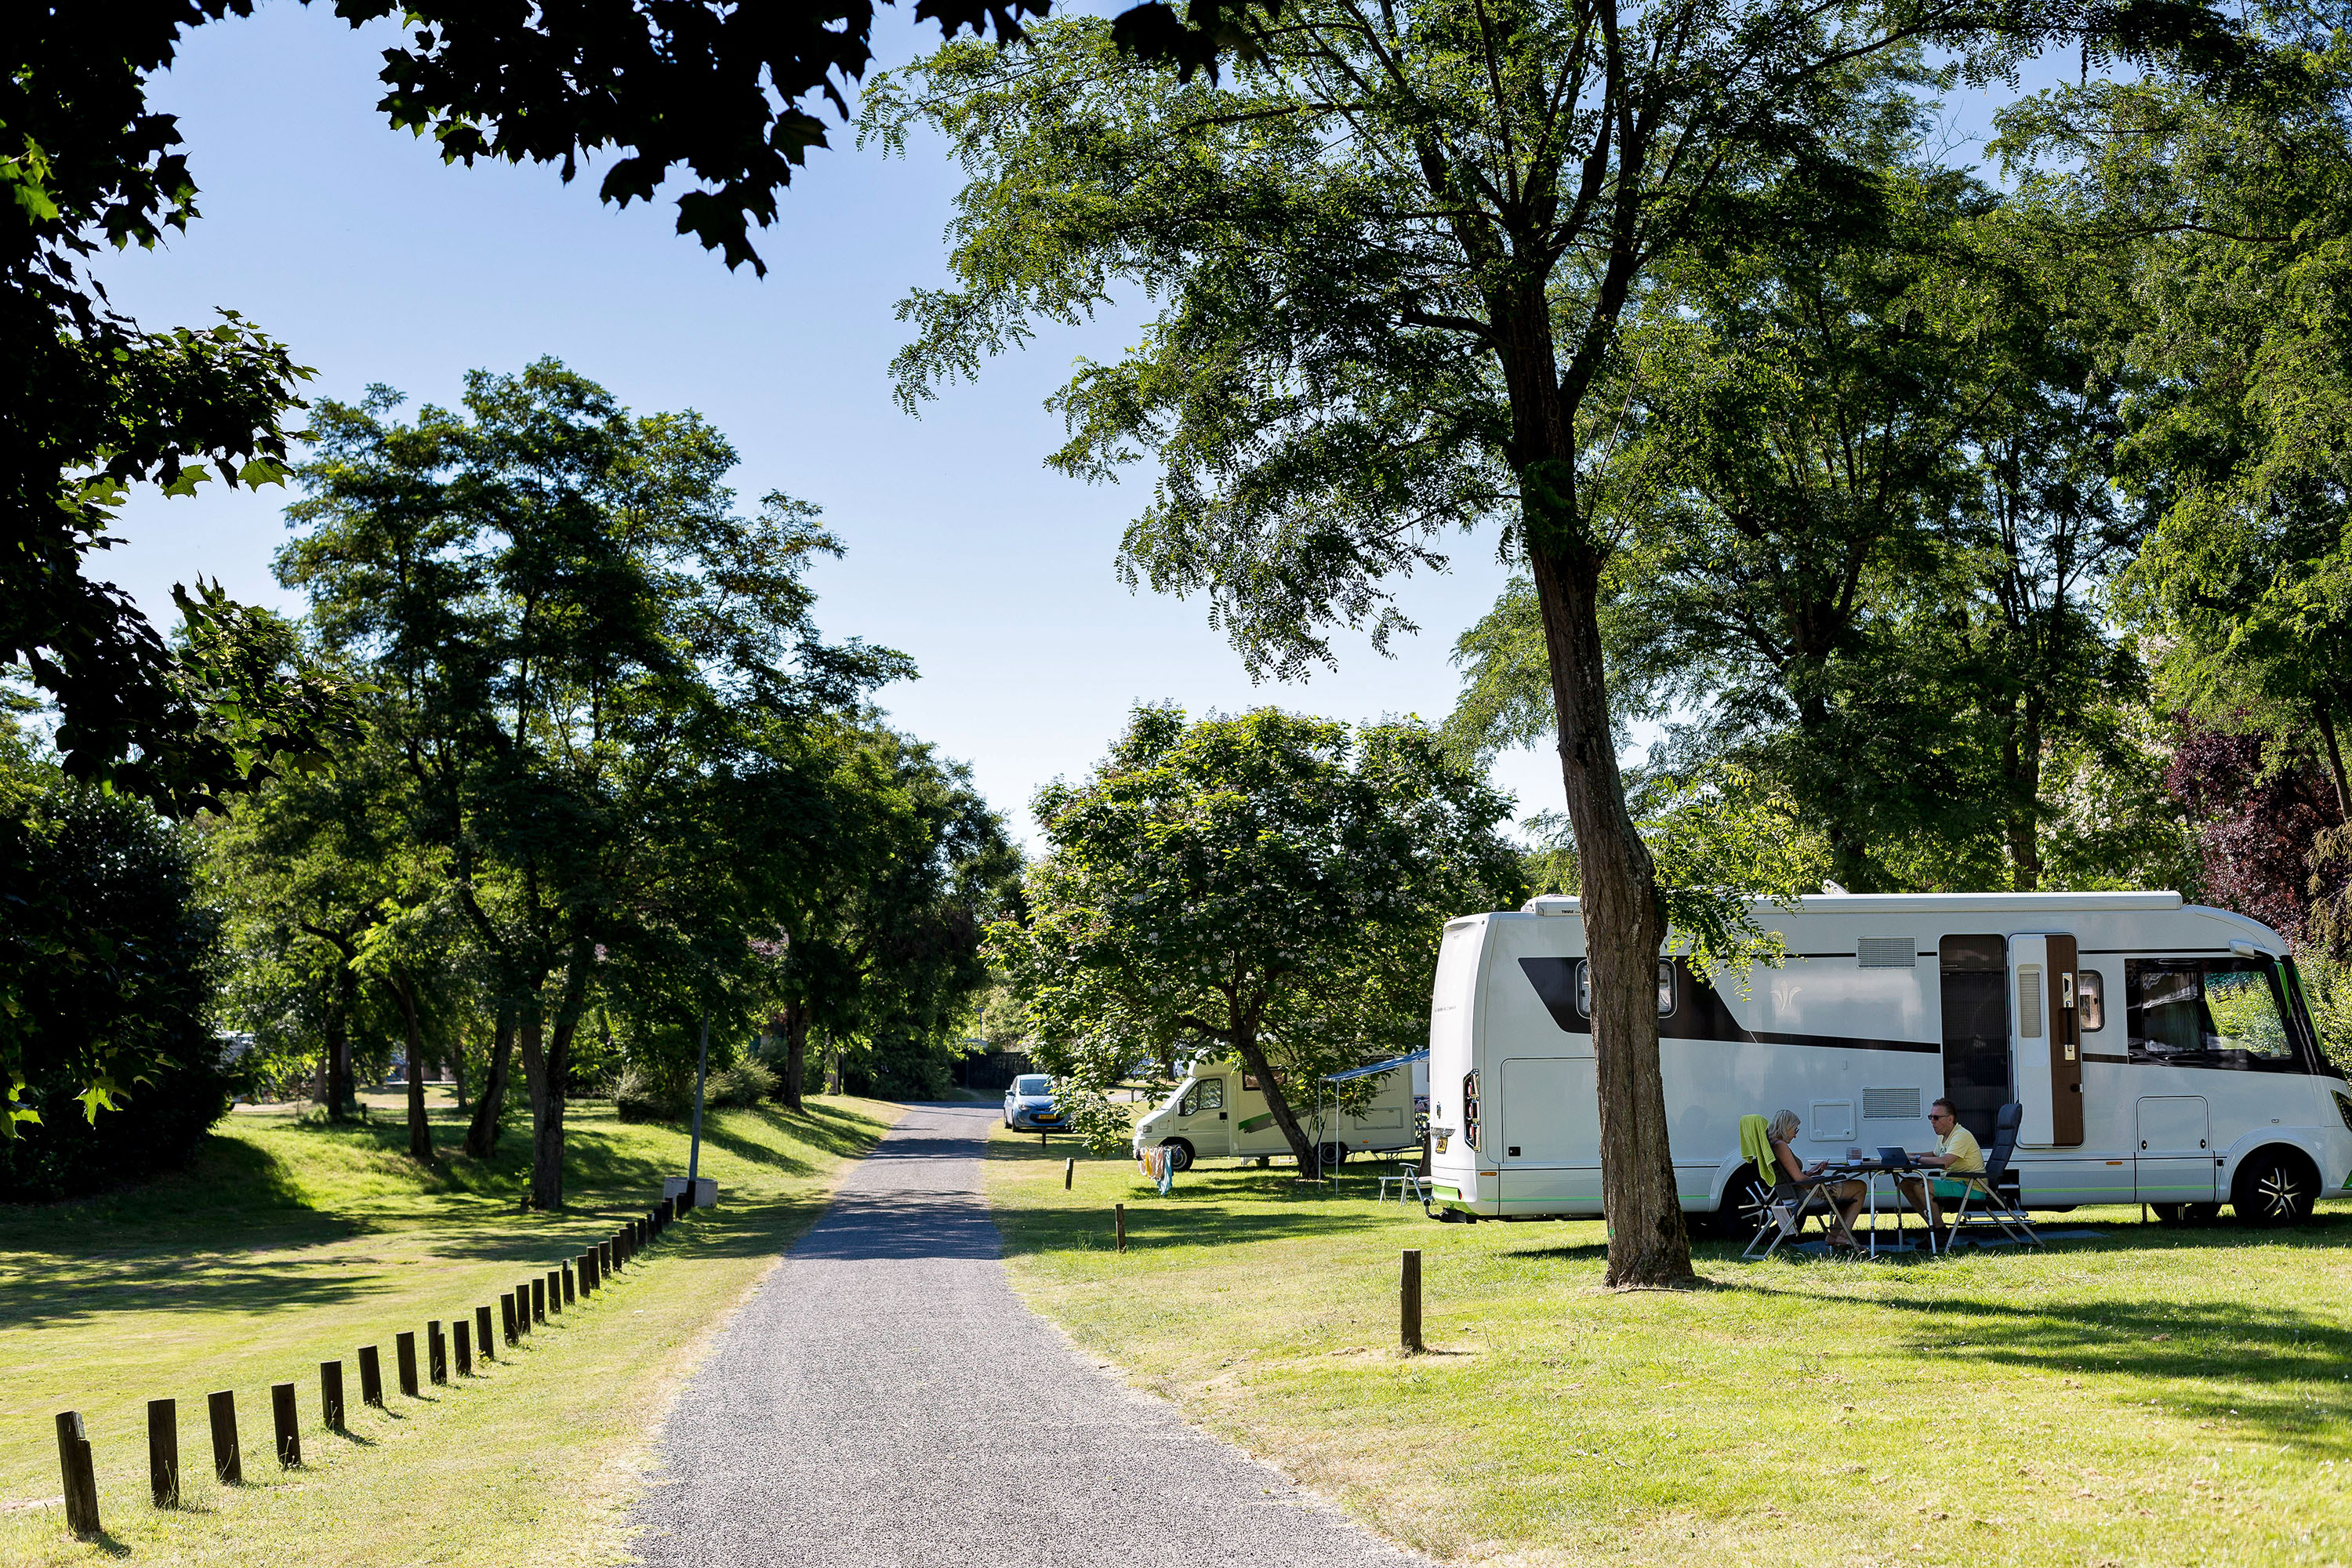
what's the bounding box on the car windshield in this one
[1014,1076,1052,1097]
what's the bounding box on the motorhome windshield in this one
[2280,959,2332,1073]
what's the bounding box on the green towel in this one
[1738,1114,1775,1186]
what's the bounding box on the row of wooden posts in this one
[1102,1199,1427,1354]
[52,1189,701,1539]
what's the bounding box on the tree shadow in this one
[1733,1276,2352,1456]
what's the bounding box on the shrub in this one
[705,1059,775,1109]
[615,1063,692,1123]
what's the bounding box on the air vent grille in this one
[2018,968,2044,1037]
[1857,936,1918,968]
[1863,1087,1920,1121]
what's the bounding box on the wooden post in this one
[321,1359,346,1429]
[207,1390,240,1484]
[531,1276,546,1324]
[1400,1248,1424,1353]
[395,1330,420,1397]
[562,1261,575,1304]
[579,1250,597,1294]
[545,1269,561,1315]
[517,1280,534,1334]
[270,1382,301,1467]
[147,1397,180,1508]
[476,1303,496,1359]
[358,1344,384,1406]
[500,1292,518,1345]
[601,1238,615,1274]
[428,1320,448,1383]
[454,1318,473,1377]
[54,1410,99,1537]
[1065,1156,1074,1190]
[1115,1203,1127,1253]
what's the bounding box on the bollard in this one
[270,1382,301,1467]
[1065,1156,1074,1190]
[207,1390,241,1484]
[428,1319,448,1384]
[1116,1203,1127,1253]
[477,1303,497,1359]
[147,1397,180,1508]
[531,1276,546,1324]
[321,1359,346,1429]
[500,1292,518,1345]
[1400,1248,1424,1353]
[454,1318,473,1377]
[545,1269,561,1316]
[359,1344,384,1407]
[395,1330,420,1398]
[602,1237,615,1273]
[579,1250,597,1294]
[54,1410,100,1537]
[562,1261,575,1305]
[516,1280,533,1334]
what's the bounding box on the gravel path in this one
[630,1102,1426,1568]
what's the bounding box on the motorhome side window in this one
[1573,960,1678,1018]
[1199,1079,1224,1110]
[1242,1073,1260,1091]
[2077,967,2105,1031]
[2125,959,2305,1070]
[1179,1085,1200,1116]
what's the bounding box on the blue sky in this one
[89,2,2049,842]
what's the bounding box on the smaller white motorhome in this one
[1132,1051,1428,1169]
[1425,891,2352,1229]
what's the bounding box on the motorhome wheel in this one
[1163,1139,1194,1172]
[1715,1168,1773,1240]
[2231,1147,2320,1226]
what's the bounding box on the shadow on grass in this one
[1732,1265,2352,1456]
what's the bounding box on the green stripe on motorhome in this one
[1238,1112,1277,1132]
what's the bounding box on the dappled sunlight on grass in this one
[988,1126,2352,1567]
[0,1093,896,1563]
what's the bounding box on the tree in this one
[0,730,230,1196]
[996,706,1524,1172]
[279,359,909,1206]
[863,0,2156,1279]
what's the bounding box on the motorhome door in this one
[1939,935,2009,1148]
[1173,1074,1231,1157]
[2010,933,2087,1147]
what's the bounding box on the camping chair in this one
[1741,1174,1855,1261]
[1940,1102,2042,1248]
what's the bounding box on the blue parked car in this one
[1003,1073,1065,1131]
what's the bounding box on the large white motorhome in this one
[1425,891,2352,1229]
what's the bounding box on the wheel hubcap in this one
[2255,1166,2301,1217]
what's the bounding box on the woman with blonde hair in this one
[1766,1107,1864,1251]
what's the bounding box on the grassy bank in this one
[988,1130,2352,1567]
[0,1090,896,1566]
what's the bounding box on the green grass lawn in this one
[0,1089,898,1566]
[989,1130,2352,1567]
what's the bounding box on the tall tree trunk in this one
[1228,1022,1323,1175]
[2317,702,2350,821]
[779,1003,809,1113]
[464,998,514,1158]
[2007,695,2045,891]
[519,952,593,1210]
[388,971,432,1163]
[322,1004,353,1121]
[1527,528,1690,1288]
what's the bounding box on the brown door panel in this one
[2049,934,2084,1145]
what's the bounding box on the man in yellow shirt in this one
[1899,1099,1984,1240]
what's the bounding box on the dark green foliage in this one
[0,740,230,1197]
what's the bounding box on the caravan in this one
[1133,1051,1428,1170]
[1425,891,2352,1229]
